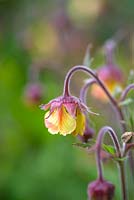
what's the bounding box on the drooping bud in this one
[87,179,115,200]
[77,119,95,142]
[23,82,43,106]
[91,39,124,102]
[121,132,134,143]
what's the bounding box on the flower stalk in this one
[119,84,134,180]
[96,126,127,200]
[41,63,134,200]
[120,83,134,102]
[63,65,126,132]
[80,79,96,104]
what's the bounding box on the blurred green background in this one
[0,0,134,199]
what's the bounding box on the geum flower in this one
[23,82,43,106]
[91,39,123,102]
[40,95,90,136]
[91,65,123,102]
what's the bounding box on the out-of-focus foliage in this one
[0,0,133,200]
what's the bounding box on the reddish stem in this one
[63,65,126,132]
[120,84,134,102]
[124,143,134,156]
[80,79,96,104]
[96,126,127,200]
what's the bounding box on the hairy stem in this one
[63,65,126,132]
[96,126,121,180]
[96,126,127,200]
[119,162,127,200]
[120,84,134,101]
[80,79,96,104]
[120,83,134,180]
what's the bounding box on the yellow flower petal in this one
[72,109,86,136]
[45,110,59,134]
[45,106,76,136]
[59,106,76,136]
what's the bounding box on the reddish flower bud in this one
[98,64,123,83]
[91,39,124,102]
[23,82,43,106]
[78,119,95,142]
[87,179,115,200]
[91,64,123,102]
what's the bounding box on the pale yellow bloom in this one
[41,95,87,136]
[45,106,76,136]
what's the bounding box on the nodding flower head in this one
[91,65,123,102]
[91,39,124,102]
[40,95,89,136]
[87,179,115,200]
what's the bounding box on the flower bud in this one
[23,82,43,106]
[87,179,115,200]
[91,39,124,102]
[121,132,134,143]
[78,121,94,143]
[91,64,123,102]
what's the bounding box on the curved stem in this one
[120,83,134,180]
[120,84,134,101]
[96,127,121,181]
[96,126,121,180]
[80,79,96,104]
[96,126,127,200]
[63,65,126,132]
[63,66,116,104]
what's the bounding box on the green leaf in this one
[72,139,95,149]
[113,156,127,162]
[119,98,134,106]
[72,143,91,148]
[102,144,116,155]
[73,141,116,156]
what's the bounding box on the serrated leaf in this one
[119,98,134,106]
[102,144,116,155]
